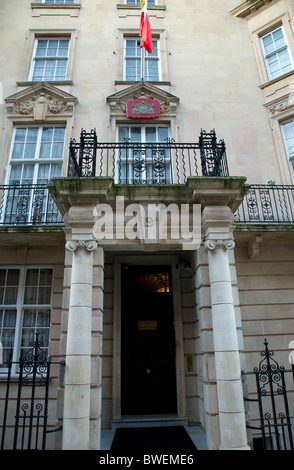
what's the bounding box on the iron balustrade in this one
[235,184,294,225]
[68,128,229,183]
[0,183,62,226]
[0,331,64,450]
[243,340,294,451]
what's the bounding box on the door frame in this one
[112,254,187,419]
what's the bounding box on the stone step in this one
[111,415,189,430]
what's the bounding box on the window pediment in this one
[5,82,78,122]
[106,82,179,118]
[265,94,294,117]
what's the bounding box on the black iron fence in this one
[243,340,294,450]
[68,128,230,183]
[0,184,62,226]
[235,184,294,225]
[0,332,63,450]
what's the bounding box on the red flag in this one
[140,0,152,54]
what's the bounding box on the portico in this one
[49,175,250,451]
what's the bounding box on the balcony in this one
[0,128,293,229]
[0,184,62,226]
[235,184,294,226]
[67,129,230,183]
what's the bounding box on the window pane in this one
[37,162,62,183]
[23,143,37,160]
[40,268,53,286]
[3,310,16,327]
[282,120,294,156]
[54,127,65,142]
[0,270,19,366]
[126,0,155,3]
[37,164,50,183]
[126,40,139,57]
[32,60,45,81]
[39,127,65,159]
[38,286,51,304]
[50,163,62,178]
[21,308,50,358]
[45,0,74,3]
[3,270,20,305]
[24,268,52,305]
[158,127,169,142]
[6,269,20,286]
[58,40,69,56]
[11,128,38,160]
[37,309,51,328]
[119,127,129,141]
[23,309,36,327]
[20,164,35,184]
[47,40,58,57]
[272,28,285,48]
[130,127,142,142]
[35,40,48,57]
[146,127,156,142]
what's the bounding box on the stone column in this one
[62,238,98,450]
[202,206,250,450]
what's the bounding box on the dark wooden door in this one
[121,266,177,415]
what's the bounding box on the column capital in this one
[65,239,98,252]
[204,238,235,252]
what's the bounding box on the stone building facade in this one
[0,0,293,451]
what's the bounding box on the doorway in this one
[121,265,177,415]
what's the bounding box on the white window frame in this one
[42,0,75,5]
[124,38,161,82]
[260,26,293,80]
[6,126,65,186]
[0,266,53,376]
[125,0,155,4]
[2,126,64,225]
[281,118,294,182]
[29,37,70,82]
[116,124,171,184]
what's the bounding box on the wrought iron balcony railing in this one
[1,183,294,228]
[235,184,294,225]
[68,129,230,183]
[0,184,62,226]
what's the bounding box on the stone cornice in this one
[230,0,275,19]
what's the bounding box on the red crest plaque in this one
[126,99,161,119]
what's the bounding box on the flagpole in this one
[141,46,144,81]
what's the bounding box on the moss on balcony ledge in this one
[48,175,249,218]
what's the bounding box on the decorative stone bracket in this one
[248,235,262,260]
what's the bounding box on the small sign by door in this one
[138,320,158,331]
